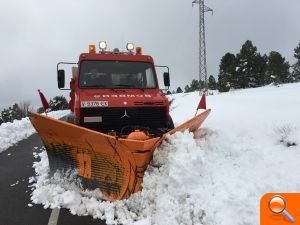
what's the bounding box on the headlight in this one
[99,41,107,51]
[126,43,135,52]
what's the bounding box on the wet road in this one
[0,133,106,225]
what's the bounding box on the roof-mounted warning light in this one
[99,41,107,52]
[89,45,96,53]
[136,47,142,55]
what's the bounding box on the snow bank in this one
[30,83,300,224]
[0,110,69,153]
[30,132,209,225]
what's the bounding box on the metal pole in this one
[192,0,212,94]
[199,0,203,91]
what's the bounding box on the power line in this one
[192,0,213,93]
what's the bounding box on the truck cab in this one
[57,42,173,136]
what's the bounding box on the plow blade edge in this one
[28,109,211,200]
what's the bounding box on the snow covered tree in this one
[1,108,12,123]
[218,53,236,92]
[208,75,217,90]
[11,103,23,120]
[176,87,183,93]
[166,90,172,95]
[184,85,191,93]
[0,103,24,123]
[292,41,300,82]
[236,40,263,88]
[49,95,69,111]
[252,53,268,86]
[266,51,290,84]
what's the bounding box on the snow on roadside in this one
[30,132,209,225]
[0,110,69,153]
[29,83,300,225]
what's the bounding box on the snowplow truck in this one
[28,42,211,200]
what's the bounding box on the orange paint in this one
[127,130,150,141]
[77,152,91,179]
[28,109,211,200]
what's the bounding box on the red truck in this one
[57,42,174,135]
[29,42,211,200]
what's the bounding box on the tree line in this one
[168,40,300,94]
[0,95,69,125]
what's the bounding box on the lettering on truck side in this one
[93,94,152,98]
[81,101,108,108]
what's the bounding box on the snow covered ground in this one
[29,83,300,225]
[0,110,69,153]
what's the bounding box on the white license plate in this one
[84,116,102,123]
[81,101,108,108]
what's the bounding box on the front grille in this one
[80,107,167,133]
[134,101,164,106]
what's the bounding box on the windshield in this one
[79,61,157,89]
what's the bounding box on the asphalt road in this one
[0,133,106,225]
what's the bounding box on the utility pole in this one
[192,0,212,93]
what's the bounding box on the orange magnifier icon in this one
[268,195,295,223]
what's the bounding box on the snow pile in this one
[29,83,300,225]
[30,133,209,225]
[0,110,69,153]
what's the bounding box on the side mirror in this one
[163,72,170,87]
[57,70,65,89]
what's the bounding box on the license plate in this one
[84,116,102,123]
[81,101,108,108]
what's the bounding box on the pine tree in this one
[166,91,172,95]
[292,41,300,82]
[184,85,191,93]
[266,51,290,84]
[49,95,69,111]
[253,53,268,86]
[0,104,23,123]
[208,75,217,90]
[236,40,262,88]
[218,53,236,92]
[37,107,45,114]
[176,87,183,93]
[199,80,206,90]
[11,103,22,120]
[1,108,12,123]
[190,79,200,91]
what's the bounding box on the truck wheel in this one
[168,116,175,129]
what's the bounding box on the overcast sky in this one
[0,0,299,109]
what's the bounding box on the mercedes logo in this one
[120,109,130,119]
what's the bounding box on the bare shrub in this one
[274,125,297,147]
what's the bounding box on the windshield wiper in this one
[112,84,145,91]
[112,84,135,88]
[84,84,107,88]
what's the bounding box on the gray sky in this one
[0,0,299,109]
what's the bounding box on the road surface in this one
[0,133,106,225]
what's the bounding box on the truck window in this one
[79,61,157,89]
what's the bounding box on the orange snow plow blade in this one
[28,109,210,200]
